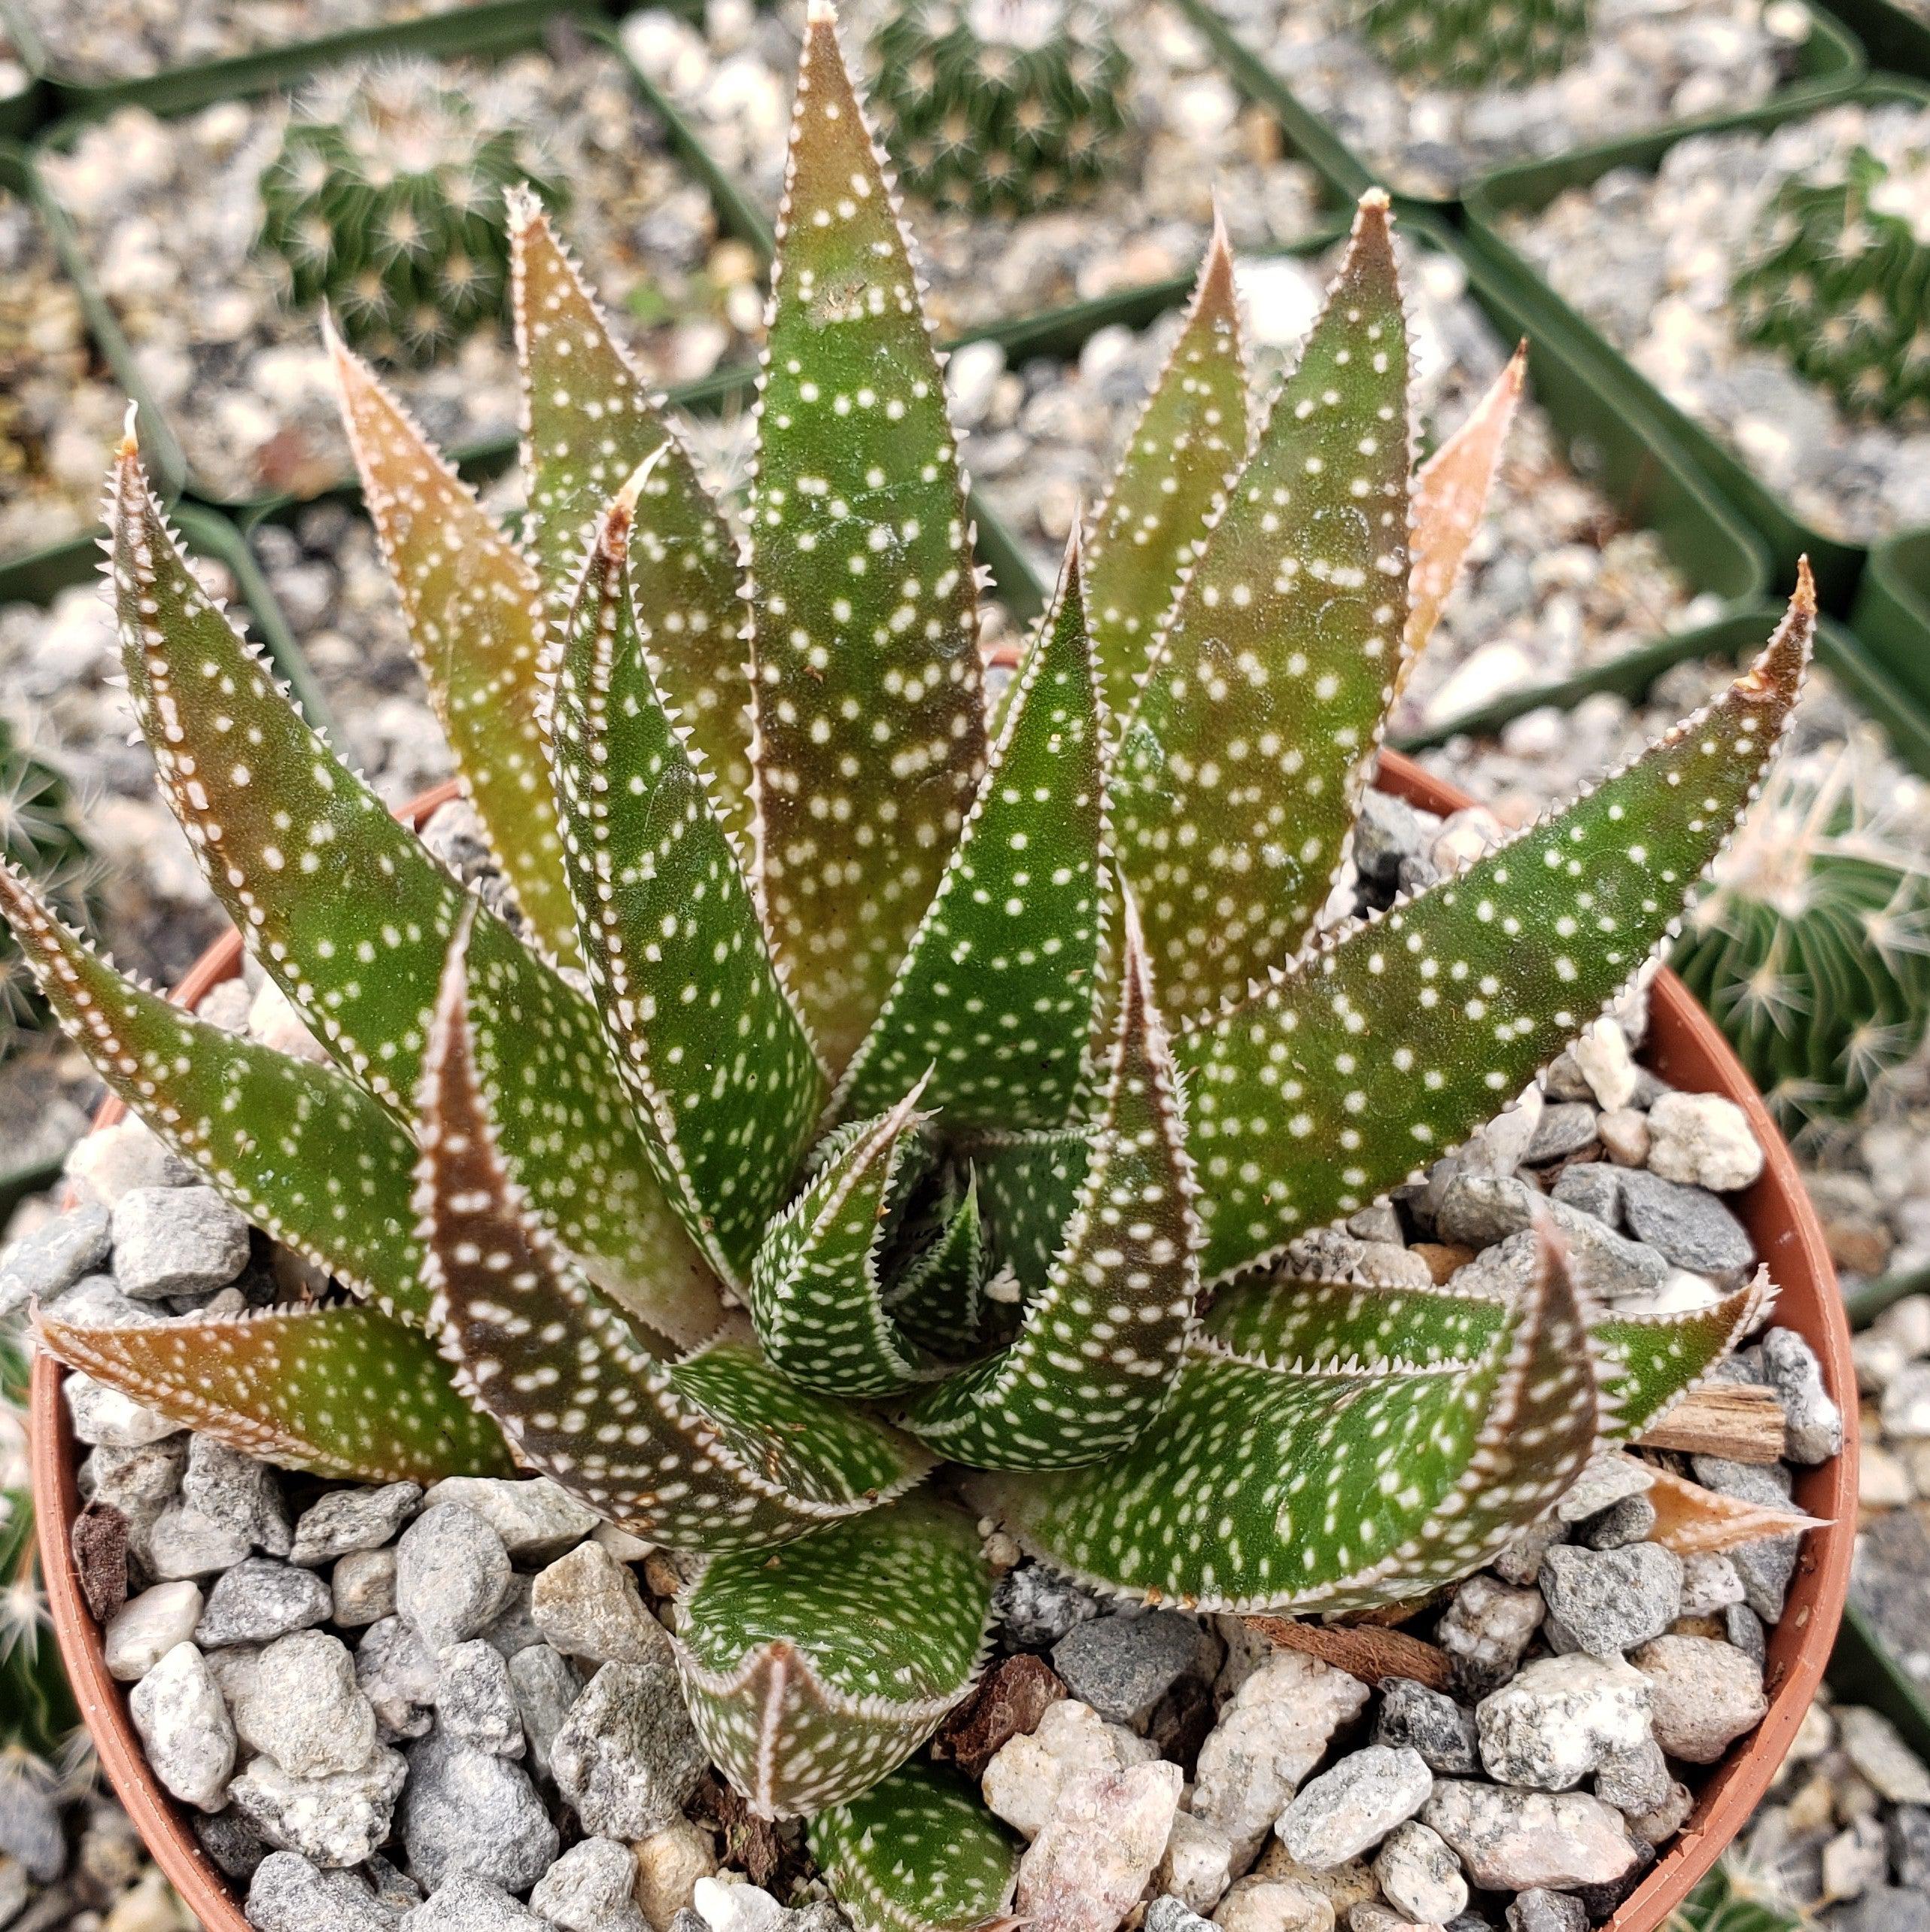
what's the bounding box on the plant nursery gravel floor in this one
[34,27,761,507]
[619,0,1330,338]
[1209,0,1810,200]
[956,241,1719,738]
[1498,99,1930,549]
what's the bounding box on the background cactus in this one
[1673,734,1930,1133]
[2,6,1814,1904]
[1731,142,1930,422]
[865,0,1132,214]
[1356,0,1594,89]
[257,60,567,367]
[0,723,93,1063]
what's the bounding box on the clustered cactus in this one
[257,60,567,367]
[0,726,93,1061]
[1731,142,1930,421]
[867,0,1132,214]
[5,3,1816,1905]
[1674,734,1930,1132]
[1355,0,1593,89]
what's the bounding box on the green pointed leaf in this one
[810,1761,1020,1932]
[968,1125,1094,1298]
[1595,1270,1776,1441]
[1178,583,1815,1287]
[1117,193,1411,1023]
[0,864,429,1327]
[550,485,827,1285]
[330,327,579,969]
[415,913,932,1550]
[38,1304,514,1484]
[672,1496,992,1818]
[106,443,722,1349]
[747,1086,935,1397]
[511,198,754,847]
[977,1222,1601,1613]
[906,899,1202,1468]
[1084,218,1248,719]
[838,539,1107,1132]
[749,2,988,1071]
[887,1168,989,1358]
[1205,1273,1506,1371]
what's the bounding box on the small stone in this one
[147,1505,251,1579]
[66,1118,194,1206]
[1211,1876,1334,1932]
[400,1727,559,1893]
[424,1477,600,1563]
[1597,1109,1650,1168]
[1156,1811,1236,1915]
[995,1563,1101,1648]
[65,1373,182,1450]
[1592,1735,1671,1815]
[1147,1898,1218,1932]
[1505,1894,1585,1932]
[1015,1761,1183,1932]
[1554,1454,1653,1524]
[229,1745,409,1868]
[334,1547,399,1628]
[507,1642,580,1780]
[1476,1655,1652,1791]
[233,1630,378,1778]
[357,1617,439,1742]
[1492,1518,1565,1587]
[1538,1544,1682,1657]
[1550,1164,1620,1225]
[1760,1328,1843,1464]
[1624,1781,1695,1848]
[634,1819,718,1932]
[530,1837,649,1932]
[434,1641,523,1758]
[1628,1636,1767,1764]
[111,1185,250,1298]
[1579,1495,1656,1550]
[1422,1783,1637,1891]
[1617,1170,1755,1273]
[1275,1748,1432,1870]
[129,1642,236,1812]
[289,1483,422,1566]
[480,1573,545,1660]
[184,1435,291,1556]
[1892,1806,1930,1889]
[0,1204,110,1319]
[105,1581,204,1682]
[1645,1092,1763,1192]
[1677,1553,1744,1616]
[1052,1611,1215,1730]
[983,1699,1159,1841]
[1836,1705,1930,1804]
[1524,1103,1598,1165]
[195,1559,330,1648]
[1374,1679,1479,1775]
[932,1652,1066,1778]
[403,1875,547,1932]
[1882,1362,1930,1439]
[1436,1577,1545,1699]
[195,1806,269,1882]
[530,1543,667,1666]
[551,1660,707,1839]
[1822,1815,1887,1903]
[396,1506,511,1654]
[1372,1822,1466,1924]
[1573,1021,1638,1112]
[246,1851,396,1932]
[1838,1891,1930,1932]
[1192,1652,1371,1859]
[1722,1603,1767,1668]
[1691,1459,1800,1620]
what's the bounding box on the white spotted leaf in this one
[886,1167,989,1359]
[967,1124,1095,1298]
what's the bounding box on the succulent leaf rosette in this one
[5,4,1816,1913]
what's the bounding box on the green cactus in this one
[866,0,1132,215]
[1673,734,1930,1131]
[1731,143,1930,421]
[1357,0,1593,89]
[257,59,567,367]
[1667,1857,1811,1930]
[0,723,93,1062]
[3,3,1816,1894]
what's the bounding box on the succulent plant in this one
[4,1,1813,1896]
[1731,143,1930,421]
[1668,1857,1810,1930]
[1673,732,1930,1132]
[257,59,567,367]
[867,0,1132,215]
[1356,0,1593,90]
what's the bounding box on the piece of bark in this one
[1637,1384,1787,1464]
[1244,1614,1454,1691]
[71,1501,130,1623]
[932,1652,1067,1779]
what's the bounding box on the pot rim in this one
[29,759,1856,1932]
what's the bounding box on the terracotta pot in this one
[31,759,1856,1932]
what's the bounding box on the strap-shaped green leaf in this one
[672,1497,992,1818]
[746,1087,934,1397]
[887,1169,988,1358]
[1594,1270,1777,1441]
[38,1304,514,1484]
[0,864,428,1327]
[1178,582,1814,1287]
[330,326,579,968]
[1084,215,1247,720]
[550,485,826,1286]
[749,0,987,1072]
[1117,192,1412,1024]
[511,197,754,848]
[977,1222,1600,1613]
[967,1125,1094,1298]
[810,1762,1020,1932]
[837,539,1107,1131]
[905,899,1201,1468]
[107,441,721,1349]
[415,912,932,1550]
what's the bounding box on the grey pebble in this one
[403,1876,548,1931]
[358,1616,440,1742]
[289,1483,423,1566]
[196,1559,331,1648]
[184,1435,291,1556]
[507,1642,582,1781]
[1275,1745,1433,1868]
[247,1850,398,1932]
[1374,1678,1480,1777]
[529,1836,650,1932]
[111,1184,251,1299]
[994,1562,1100,1648]
[434,1640,524,1758]
[0,1205,110,1319]
[551,1659,707,1839]
[1761,1327,1843,1464]
[1539,1543,1683,1657]
[233,1630,378,1778]
[333,1547,400,1628]
[1051,1610,1216,1730]
[1617,1168,1755,1273]
[400,1726,559,1894]
[396,1505,511,1654]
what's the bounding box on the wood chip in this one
[1244,1614,1454,1691]
[1636,1383,1788,1464]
